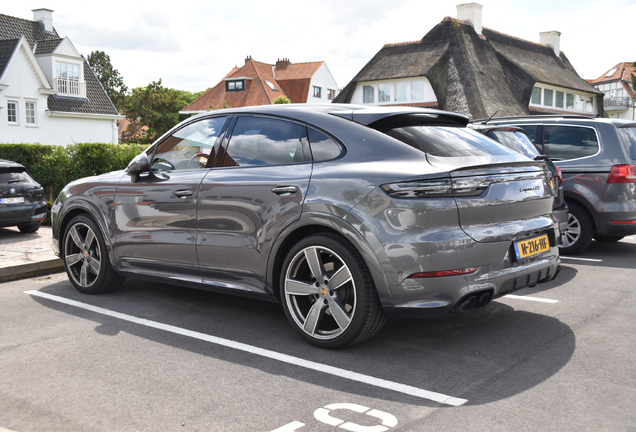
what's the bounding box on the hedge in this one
[0,143,147,201]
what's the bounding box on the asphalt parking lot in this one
[1,237,635,431]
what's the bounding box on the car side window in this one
[518,124,539,143]
[219,116,304,167]
[307,127,343,161]
[151,117,228,171]
[543,125,599,161]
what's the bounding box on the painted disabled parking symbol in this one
[272,403,398,432]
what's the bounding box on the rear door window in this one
[618,127,636,160]
[219,116,305,167]
[543,125,599,160]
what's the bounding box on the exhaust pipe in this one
[462,296,478,311]
[478,292,492,308]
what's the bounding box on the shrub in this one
[0,143,146,200]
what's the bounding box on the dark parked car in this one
[478,115,636,254]
[469,124,569,238]
[52,105,561,348]
[0,159,47,233]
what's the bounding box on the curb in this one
[0,256,65,282]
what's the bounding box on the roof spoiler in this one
[330,107,469,127]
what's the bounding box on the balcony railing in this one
[54,77,86,98]
[603,97,633,108]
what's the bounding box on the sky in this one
[4,0,635,93]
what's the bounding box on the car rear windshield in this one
[0,169,31,184]
[381,126,517,157]
[618,127,636,160]
[485,130,541,160]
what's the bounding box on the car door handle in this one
[271,186,298,196]
[172,189,193,198]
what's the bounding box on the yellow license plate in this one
[514,234,550,260]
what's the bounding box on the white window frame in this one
[7,100,18,125]
[25,101,37,126]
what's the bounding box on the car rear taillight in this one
[380,179,453,198]
[607,165,636,183]
[556,166,563,185]
[408,267,478,278]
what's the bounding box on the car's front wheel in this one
[560,202,593,255]
[62,214,125,294]
[280,233,386,349]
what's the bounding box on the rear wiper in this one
[8,180,22,184]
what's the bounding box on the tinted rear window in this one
[382,126,517,157]
[485,130,541,160]
[618,127,636,160]
[0,169,32,184]
[543,125,599,160]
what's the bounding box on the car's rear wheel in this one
[559,202,593,255]
[17,222,40,233]
[593,235,624,242]
[62,215,125,294]
[280,233,386,349]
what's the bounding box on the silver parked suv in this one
[478,115,636,254]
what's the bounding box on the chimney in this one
[540,31,561,56]
[276,58,291,70]
[245,55,252,64]
[457,3,483,35]
[32,8,54,32]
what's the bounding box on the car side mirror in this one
[126,152,150,180]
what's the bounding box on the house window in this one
[543,89,553,106]
[378,83,390,102]
[555,91,564,108]
[566,93,574,109]
[56,62,80,80]
[411,81,425,100]
[226,80,245,92]
[585,96,594,113]
[394,82,407,101]
[25,102,36,125]
[7,101,18,124]
[531,87,542,104]
[313,86,322,98]
[363,85,374,103]
[265,80,277,91]
[327,89,336,100]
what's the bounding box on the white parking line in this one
[504,294,558,303]
[25,290,467,407]
[560,256,603,262]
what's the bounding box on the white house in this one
[0,9,122,145]
[588,62,635,120]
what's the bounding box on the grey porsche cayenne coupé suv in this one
[52,105,561,348]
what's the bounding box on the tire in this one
[280,233,386,349]
[559,202,594,255]
[18,222,40,233]
[593,235,624,242]
[62,215,125,294]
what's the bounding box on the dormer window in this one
[226,80,245,92]
[54,61,85,97]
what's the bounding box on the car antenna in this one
[484,110,499,124]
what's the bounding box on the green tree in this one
[121,80,188,141]
[87,51,128,110]
[272,95,291,104]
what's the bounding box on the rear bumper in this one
[383,250,560,319]
[0,202,47,227]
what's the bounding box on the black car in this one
[52,105,560,348]
[469,124,569,238]
[479,115,636,254]
[0,159,47,233]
